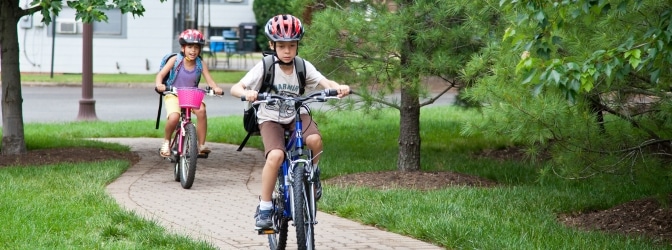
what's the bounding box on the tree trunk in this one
[1,0,28,155]
[397,86,421,172]
[396,0,421,172]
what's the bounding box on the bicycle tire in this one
[172,139,180,182]
[303,165,316,249]
[268,171,289,250]
[291,163,314,250]
[179,123,198,189]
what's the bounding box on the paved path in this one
[101,137,442,250]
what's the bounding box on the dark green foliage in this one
[252,0,293,52]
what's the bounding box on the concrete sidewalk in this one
[101,138,442,250]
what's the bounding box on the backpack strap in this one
[236,132,253,152]
[156,53,178,129]
[155,94,163,129]
[294,56,306,95]
[165,53,184,87]
[259,54,306,94]
[194,56,203,85]
[260,54,276,93]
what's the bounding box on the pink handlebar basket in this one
[177,87,206,108]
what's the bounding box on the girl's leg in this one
[161,112,180,156]
[194,103,209,153]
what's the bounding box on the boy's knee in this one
[306,134,322,146]
[266,150,284,163]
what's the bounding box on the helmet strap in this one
[271,43,298,66]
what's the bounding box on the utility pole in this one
[77,23,98,121]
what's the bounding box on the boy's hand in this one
[244,90,258,102]
[337,85,351,98]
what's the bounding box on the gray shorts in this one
[259,114,320,157]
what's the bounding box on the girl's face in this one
[182,44,201,61]
[270,41,298,63]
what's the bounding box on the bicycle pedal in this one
[256,228,276,235]
[197,153,209,159]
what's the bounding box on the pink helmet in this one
[264,14,304,42]
[178,29,205,46]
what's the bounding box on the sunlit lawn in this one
[1,106,671,249]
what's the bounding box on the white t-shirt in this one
[240,57,326,125]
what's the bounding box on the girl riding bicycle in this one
[229,14,350,230]
[155,29,224,157]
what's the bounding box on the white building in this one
[13,0,256,74]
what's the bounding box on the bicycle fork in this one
[176,110,191,156]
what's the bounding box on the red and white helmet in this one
[264,14,304,42]
[179,29,205,46]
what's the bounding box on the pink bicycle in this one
[159,86,218,189]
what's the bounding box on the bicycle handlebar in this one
[240,89,350,102]
[156,86,224,96]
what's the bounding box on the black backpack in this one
[237,54,306,151]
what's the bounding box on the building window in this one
[48,8,127,38]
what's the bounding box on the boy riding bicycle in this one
[229,14,351,229]
[155,29,224,157]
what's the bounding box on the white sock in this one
[259,200,273,211]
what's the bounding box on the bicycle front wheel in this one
[291,163,315,250]
[268,170,289,249]
[172,139,180,182]
[179,123,198,189]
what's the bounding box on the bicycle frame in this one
[171,107,193,158]
[281,108,316,219]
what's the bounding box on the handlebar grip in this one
[257,92,269,101]
[326,89,338,97]
[241,92,267,101]
[156,85,174,95]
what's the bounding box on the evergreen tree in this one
[302,0,501,171]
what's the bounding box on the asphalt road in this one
[11,84,455,123]
[16,85,240,123]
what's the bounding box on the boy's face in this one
[270,41,298,63]
[182,44,201,61]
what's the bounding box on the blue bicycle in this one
[243,89,344,250]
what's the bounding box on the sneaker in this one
[199,145,211,155]
[315,167,322,201]
[159,141,170,157]
[254,205,273,229]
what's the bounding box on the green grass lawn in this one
[2,106,671,249]
[20,71,247,85]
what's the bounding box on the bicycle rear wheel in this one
[267,170,289,249]
[291,163,314,250]
[179,123,198,189]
